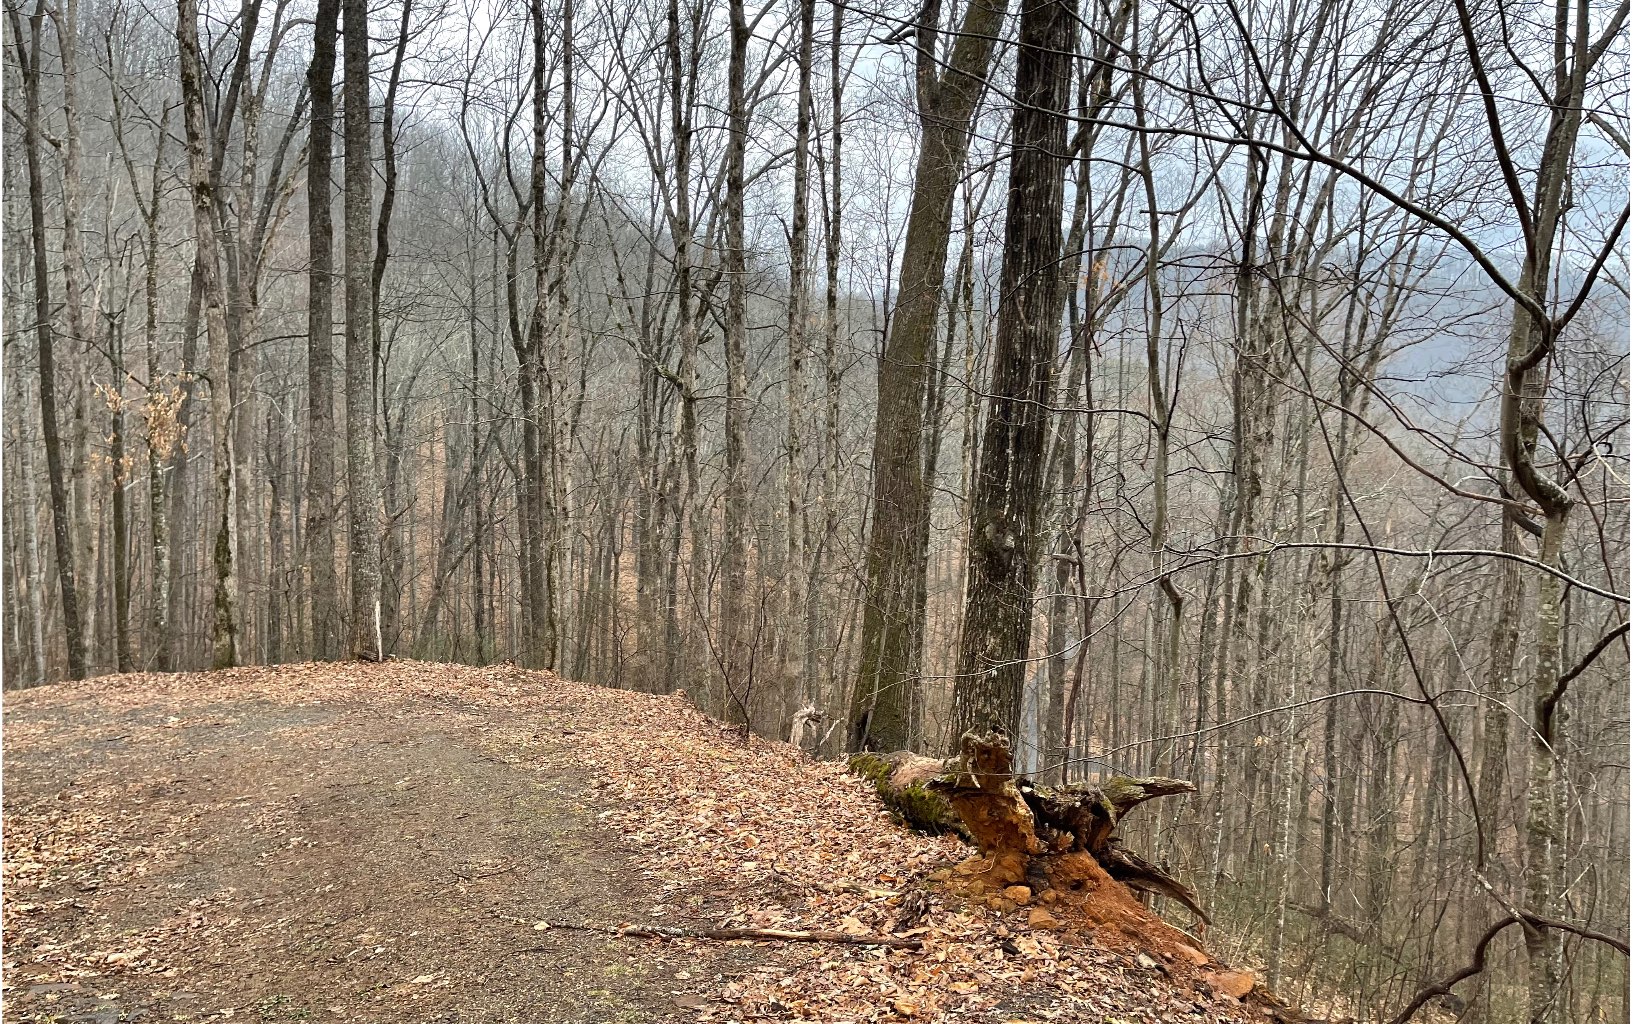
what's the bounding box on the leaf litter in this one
[4,661,1290,1022]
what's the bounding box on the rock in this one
[928,868,953,883]
[1038,888,1059,904]
[1136,952,1158,971]
[1002,885,1033,906]
[1173,942,1211,966]
[987,897,1012,912]
[1204,970,1256,1000]
[1027,908,1059,930]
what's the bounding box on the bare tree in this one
[949,0,1076,742]
[849,0,1008,752]
[11,2,86,680]
[342,0,381,659]
[306,0,341,660]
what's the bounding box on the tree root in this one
[851,732,1206,924]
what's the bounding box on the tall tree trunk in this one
[306,0,341,660]
[12,5,87,680]
[372,0,414,657]
[785,0,815,690]
[551,0,578,676]
[176,0,240,670]
[57,0,95,667]
[342,0,381,660]
[850,0,1007,751]
[521,0,556,669]
[949,0,1074,744]
[721,0,750,717]
[815,0,845,717]
[108,318,133,674]
[663,0,701,687]
[135,113,175,672]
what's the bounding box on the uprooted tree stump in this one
[853,733,1311,1021]
[851,732,1210,938]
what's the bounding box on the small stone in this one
[1002,885,1032,906]
[1204,970,1256,1000]
[1038,889,1059,904]
[1173,942,1210,966]
[1135,953,1158,970]
[928,868,952,883]
[1027,908,1059,930]
[987,897,1012,912]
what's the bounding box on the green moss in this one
[894,779,956,836]
[847,752,893,787]
[849,752,962,838]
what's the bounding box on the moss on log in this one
[847,750,964,837]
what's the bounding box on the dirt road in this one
[4,675,765,1023]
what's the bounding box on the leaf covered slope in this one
[4,661,1276,1022]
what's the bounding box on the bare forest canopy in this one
[0,0,1628,1020]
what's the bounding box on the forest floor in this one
[3,662,1280,1023]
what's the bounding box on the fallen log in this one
[851,732,1208,926]
[847,749,960,837]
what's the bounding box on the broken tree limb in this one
[771,865,898,899]
[849,732,1208,924]
[1389,913,1629,1024]
[1097,841,1210,926]
[529,919,922,950]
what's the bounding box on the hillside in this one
[5,663,1287,1023]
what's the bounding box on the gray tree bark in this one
[305,0,340,660]
[342,0,382,660]
[950,0,1075,744]
[849,0,1007,751]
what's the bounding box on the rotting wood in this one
[851,732,1209,925]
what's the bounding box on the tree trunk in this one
[342,0,382,660]
[663,0,701,688]
[13,5,87,680]
[108,319,133,674]
[372,0,414,657]
[176,0,240,670]
[305,0,340,660]
[785,0,815,691]
[850,0,1008,752]
[950,0,1075,743]
[522,0,556,670]
[720,0,750,719]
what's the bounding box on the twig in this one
[771,865,898,899]
[526,919,922,950]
